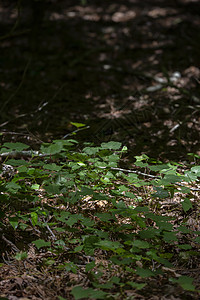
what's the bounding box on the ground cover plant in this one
[0,130,200,299]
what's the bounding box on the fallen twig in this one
[2,234,19,252]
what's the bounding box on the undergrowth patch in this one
[0,136,200,299]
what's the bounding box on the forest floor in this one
[0,0,200,161]
[0,0,200,299]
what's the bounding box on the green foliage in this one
[32,239,51,249]
[170,276,196,291]
[1,142,29,152]
[0,139,200,298]
[71,286,107,300]
[14,251,28,261]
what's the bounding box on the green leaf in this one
[94,230,109,239]
[188,153,200,159]
[146,251,172,267]
[178,244,192,250]
[32,239,51,249]
[103,154,120,163]
[110,276,121,284]
[95,240,123,251]
[40,142,63,155]
[17,166,28,173]
[132,240,150,249]
[195,236,200,242]
[71,122,86,128]
[127,282,146,290]
[161,174,184,184]
[71,286,107,300]
[9,217,19,229]
[88,290,107,299]
[148,164,171,172]
[135,161,148,168]
[73,245,83,253]
[94,161,108,168]
[126,173,138,182]
[177,225,191,233]
[3,142,29,151]
[135,154,149,161]
[57,211,71,221]
[95,213,114,222]
[64,262,77,273]
[44,184,60,194]
[31,184,40,190]
[71,286,92,300]
[121,145,128,152]
[139,228,160,239]
[14,251,27,261]
[182,198,192,212]
[179,186,191,193]
[83,236,100,255]
[6,159,28,166]
[111,256,138,265]
[83,147,100,155]
[184,170,198,182]
[135,267,155,278]
[55,239,66,248]
[152,187,169,199]
[170,276,196,291]
[125,191,136,199]
[6,182,21,192]
[191,166,200,176]
[66,215,80,227]
[43,163,62,171]
[31,212,38,226]
[156,220,173,231]
[81,216,95,227]
[163,231,178,242]
[85,261,95,272]
[101,141,121,150]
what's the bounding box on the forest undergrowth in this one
[0,126,200,299]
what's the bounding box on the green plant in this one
[0,138,200,298]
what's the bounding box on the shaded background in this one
[0,0,200,161]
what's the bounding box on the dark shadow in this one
[0,0,199,161]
